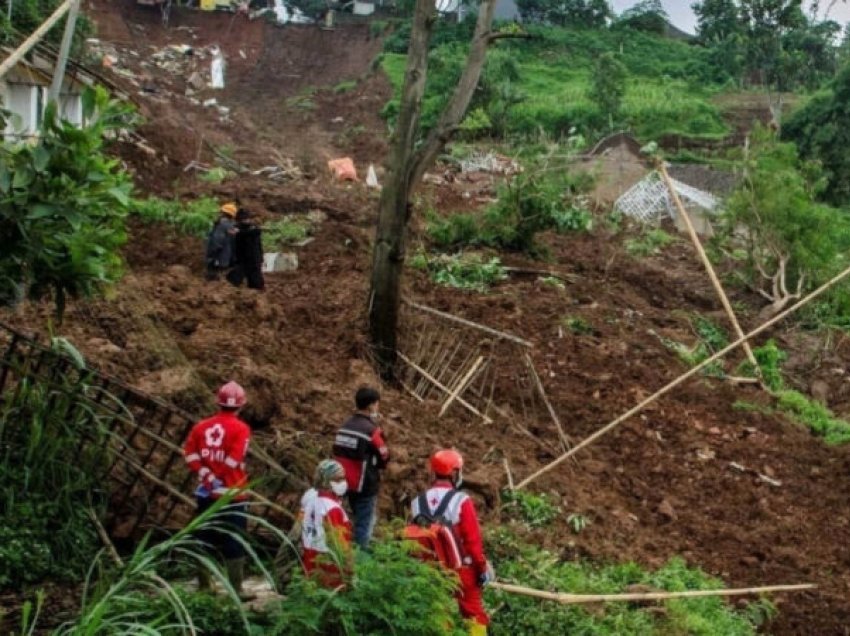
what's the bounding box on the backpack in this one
[403,490,464,570]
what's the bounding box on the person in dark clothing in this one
[332,387,390,550]
[205,203,237,280]
[226,208,265,290]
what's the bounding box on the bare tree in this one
[368,0,506,377]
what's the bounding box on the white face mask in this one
[330,480,348,496]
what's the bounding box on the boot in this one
[466,620,487,636]
[225,557,256,602]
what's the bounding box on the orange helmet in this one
[430,449,463,477]
[220,202,238,217]
[216,381,246,408]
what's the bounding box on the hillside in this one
[2,1,850,634]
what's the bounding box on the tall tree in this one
[515,0,611,27]
[369,0,510,376]
[693,0,742,42]
[616,0,668,33]
[589,52,627,128]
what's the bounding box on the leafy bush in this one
[774,390,850,445]
[427,212,481,249]
[132,196,220,238]
[0,87,135,316]
[739,339,787,391]
[264,217,311,247]
[0,372,108,587]
[562,315,593,335]
[625,228,675,257]
[502,490,561,528]
[486,530,767,635]
[412,252,508,292]
[662,316,728,377]
[269,540,465,635]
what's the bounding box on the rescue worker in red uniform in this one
[296,459,353,588]
[332,386,389,550]
[411,449,495,636]
[183,380,253,598]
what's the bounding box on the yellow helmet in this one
[220,202,238,217]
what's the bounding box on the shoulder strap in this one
[433,489,458,520]
[416,493,431,519]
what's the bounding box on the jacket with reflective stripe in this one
[183,411,250,500]
[332,414,389,496]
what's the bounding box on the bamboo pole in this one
[657,163,759,373]
[516,262,850,490]
[525,352,570,451]
[404,299,533,348]
[398,351,493,423]
[439,355,485,417]
[47,0,80,103]
[490,581,815,604]
[0,0,75,80]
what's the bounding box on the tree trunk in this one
[368,0,500,378]
[368,0,436,378]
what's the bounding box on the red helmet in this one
[430,449,463,477]
[216,381,246,408]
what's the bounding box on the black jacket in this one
[232,222,263,269]
[206,217,235,268]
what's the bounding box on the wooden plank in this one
[404,300,533,348]
[525,353,570,452]
[439,355,485,417]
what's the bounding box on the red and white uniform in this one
[300,488,352,586]
[183,410,251,500]
[410,480,489,626]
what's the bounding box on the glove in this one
[478,561,495,587]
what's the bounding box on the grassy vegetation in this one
[380,24,729,143]
[410,251,508,292]
[486,530,773,635]
[502,490,561,529]
[264,216,312,247]
[132,196,220,238]
[625,228,675,257]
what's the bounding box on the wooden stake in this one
[440,355,485,417]
[490,581,815,605]
[88,508,124,567]
[398,351,493,423]
[525,353,571,452]
[657,163,760,374]
[404,300,533,348]
[516,262,850,490]
[503,458,515,490]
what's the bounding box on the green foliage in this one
[515,0,611,28]
[381,25,729,142]
[774,389,850,445]
[132,196,220,238]
[502,490,561,528]
[264,217,311,247]
[562,315,594,335]
[739,339,787,391]
[0,87,135,316]
[615,0,668,34]
[426,170,593,255]
[784,64,850,206]
[722,127,850,312]
[567,513,590,534]
[625,228,674,257]
[333,80,357,94]
[0,374,108,587]
[198,166,232,184]
[662,316,728,377]
[487,531,766,635]
[0,0,92,49]
[269,540,465,635]
[413,252,508,292]
[590,52,627,126]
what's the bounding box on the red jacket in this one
[183,410,251,500]
[410,480,487,576]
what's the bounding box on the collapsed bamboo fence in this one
[490,581,816,605]
[0,322,302,535]
[0,0,75,80]
[517,262,850,489]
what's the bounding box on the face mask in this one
[370,411,381,422]
[331,480,348,496]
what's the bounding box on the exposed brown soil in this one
[3,3,850,634]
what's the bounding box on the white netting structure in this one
[615,171,719,223]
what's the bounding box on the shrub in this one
[502,490,560,528]
[269,540,465,635]
[265,217,311,247]
[562,315,593,335]
[416,253,508,292]
[774,390,850,445]
[486,530,766,636]
[625,228,675,257]
[0,87,135,316]
[739,339,787,391]
[427,212,481,249]
[132,196,220,238]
